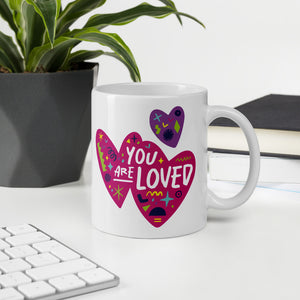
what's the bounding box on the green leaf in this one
[0,0,18,33]
[56,0,106,36]
[9,0,45,60]
[101,52,140,83]
[27,28,140,81]
[68,50,138,81]
[26,0,61,47]
[84,3,205,30]
[158,0,206,29]
[84,3,174,30]
[158,0,182,25]
[68,50,104,64]
[22,4,45,60]
[9,0,25,53]
[0,31,23,72]
[0,48,14,72]
[158,0,176,7]
[70,29,140,81]
[26,36,78,72]
[177,12,205,28]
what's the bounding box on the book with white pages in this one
[208,94,300,158]
[208,152,300,183]
[208,177,300,194]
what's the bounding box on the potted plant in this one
[0,0,204,187]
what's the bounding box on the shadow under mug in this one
[91,83,260,238]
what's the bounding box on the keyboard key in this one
[0,240,10,251]
[50,246,80,261]
[32,241,80,261]
[0,251,9,261]
[25,253,60,267]
[32,240,62,253]
[49,274,86,292]
[26,258,96,281]
[6,225,36,236]
[6,232,49,247]
[5,245,37,259]
[18,281,55,299]
[0,287,24,300]
[32,240,63,253]
[78,268,115,285]
[0,229,10,239]
[0,259,31,274]
[0,272,32,288]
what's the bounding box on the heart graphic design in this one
[96,130,195,227]
[95,130,132,208]
[149,106,185,148]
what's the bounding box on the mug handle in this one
[207,106,260,209]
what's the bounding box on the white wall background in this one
[1,0,300,107]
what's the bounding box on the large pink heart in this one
[95,129,133,208]
[96,130,196,227]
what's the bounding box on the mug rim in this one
[93,82,207,98]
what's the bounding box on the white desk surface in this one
[1,160,300,300]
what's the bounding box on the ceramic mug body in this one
[91,83,260,238]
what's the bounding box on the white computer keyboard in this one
[0,224,119,300]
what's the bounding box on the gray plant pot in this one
[0,63,98,187]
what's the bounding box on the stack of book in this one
[208,94,300,183]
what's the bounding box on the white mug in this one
[91,83,260,238]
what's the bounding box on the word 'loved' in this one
[114,147,193,190]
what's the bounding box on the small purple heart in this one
[149,106,184,148]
